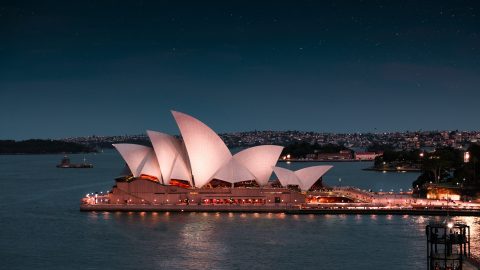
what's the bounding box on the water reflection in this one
[102,211,110,220]
[100,209,480,264]
[132,212,480,267]
[87,211,99,221]
[3,154,477,269]
[355,214,362,223]
[162,216,227,269]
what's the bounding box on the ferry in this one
[56,156,93,168]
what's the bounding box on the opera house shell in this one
[84,111,333,208]
[273,166,333,191]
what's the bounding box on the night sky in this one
[1,1,479,139]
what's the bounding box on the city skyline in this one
[64,129,480,151]
[1,1,479,139]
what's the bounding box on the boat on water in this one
[56,156,93,168]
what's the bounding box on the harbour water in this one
[0,151,478,269]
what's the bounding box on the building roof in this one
[147,130,191,185]
[172,110,232,188]
[273,165,333,191]
[112,111,321,189]
[295,165,333,191]
[112,144,162,181]
[213,158,255,183]
[272,166,300,187]
[233,145,284,186]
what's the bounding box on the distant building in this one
[426,185,461,201]
[317,150,352,160]
[354,152,380,161]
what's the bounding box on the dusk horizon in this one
[4,122,480,141]
[1,1,479,139]
[2,107,480,140]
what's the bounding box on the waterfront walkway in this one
[80,203,480,216]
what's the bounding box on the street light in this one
[464,152,470,163]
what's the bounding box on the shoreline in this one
[80,204,480,216]
[362,167,421,172]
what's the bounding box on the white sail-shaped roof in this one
[172,111,232,188]
[147,130,192,185]
[139,151,162,180]
[234,145,284,186]
[273,167,301,187]
[273,165,333,191]
[213,158,255,183]
[112,144,161,181]
[170,154,192,182]
[295,165,333,191]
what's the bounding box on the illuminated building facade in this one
[84,111,332,207]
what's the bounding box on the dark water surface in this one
[0,152,478,270]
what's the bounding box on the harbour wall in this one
[80,204,480,216]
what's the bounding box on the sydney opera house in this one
[81,111,333,210]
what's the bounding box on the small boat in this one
[56,156,93,168]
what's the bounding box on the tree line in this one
[0,139,96,154]
[281,142,350,158]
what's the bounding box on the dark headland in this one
[0,139,96,154]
